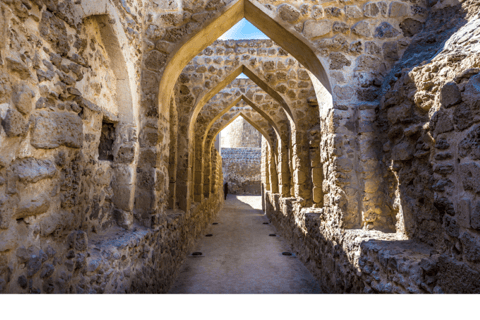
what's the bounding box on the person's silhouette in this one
[223,182,228,200]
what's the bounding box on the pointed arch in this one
[157,0,331,116]
[200,94,282,151]
[201,107,281,199]
[189,64,295,141]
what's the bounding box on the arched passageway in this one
[1,0,478,295]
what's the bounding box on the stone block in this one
[363,2,380,17]
[460,232,480,262]
[334,86,354,101]
[400,18,424,37]
[460,162,480,194]
[303,20,332,39]
[6,57,31,79]
[15,158,57,183]
[389,2,408,18]
[471,201,480,230]
[2,108,27,137]
[345,5,362,19]
[391,141,413,161]
[12,84,34,115]
[432,110,454,136]
[116,145,136,163]
[15,196,50,219]
[144,50,167,72]
[278,4,300,22]
[351,21,371,38]
[374,22,400,39]
[31,111,83,149]
[113,185,134,212]
[329,53,351,70]
[440,82,462,108]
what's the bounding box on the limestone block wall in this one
[262,0,480,293]
[0,0,226,294]
[221,116,262,148]
[222,147,261,195]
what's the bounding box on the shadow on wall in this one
[266,2,480,293]
[376,1,480,293]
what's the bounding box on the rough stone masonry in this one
[0,0,479,293]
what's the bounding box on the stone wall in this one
[0,0,226,293]
[1,0,480,294]
[221,115,262,148]
[261,0,480,294]
[222,147,261,195]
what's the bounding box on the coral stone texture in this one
[0,0,479,294]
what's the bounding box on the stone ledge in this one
[264,191,443,293]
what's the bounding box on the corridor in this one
[169,195,322,294]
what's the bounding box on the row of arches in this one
[151,0,333,223]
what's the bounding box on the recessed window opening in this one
[98,120,116,161]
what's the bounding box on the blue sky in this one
[220,19,269,79]
[219,18,269,40]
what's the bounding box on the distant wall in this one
[222,148,261,195]
[221,116,262,148]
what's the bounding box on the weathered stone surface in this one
[374,22,401,39]
[6,57,31,79]
[471,201,480,231]
[389,2,408,18]
[351,21,371,38]
[144,50,167,71]
[15,158,57,183]
[303,20,332,39]
[2,108,27,137]
[391,140,413,161]
[31,111,83,149]
[431,110,454,136]
[12,84,34,115]
[440,82,462,108]
[364,2,380,17]
[15,196,50,219]
[345,5,362,19]
[460,162,480,194]
[0,0,478,294]
[460,232,480,262]
[329,53,351,70]
[459,125,480,159]
[334,86,354,100]
[278,4,300,22]
[400,18,423,37]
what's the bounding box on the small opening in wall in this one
[205,234,213,237]
[212,223,219,225]
[192,252,203,256]
[263,222,269,225]
[98,120,116,161]
[282,252,293,256]
[269,234,276,237]
[16,218,24,223]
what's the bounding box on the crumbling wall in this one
[222,147,261,195]
[0,0,226,294]
[263,0,480,293]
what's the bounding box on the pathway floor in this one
[169,195,322,294]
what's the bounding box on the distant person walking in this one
[223,182,228,200]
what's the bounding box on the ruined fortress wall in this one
[0,0,226,294]
[222,147,261,195]
[221,114,262,148]
[0,0,479,294]
[263,0,480,293]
